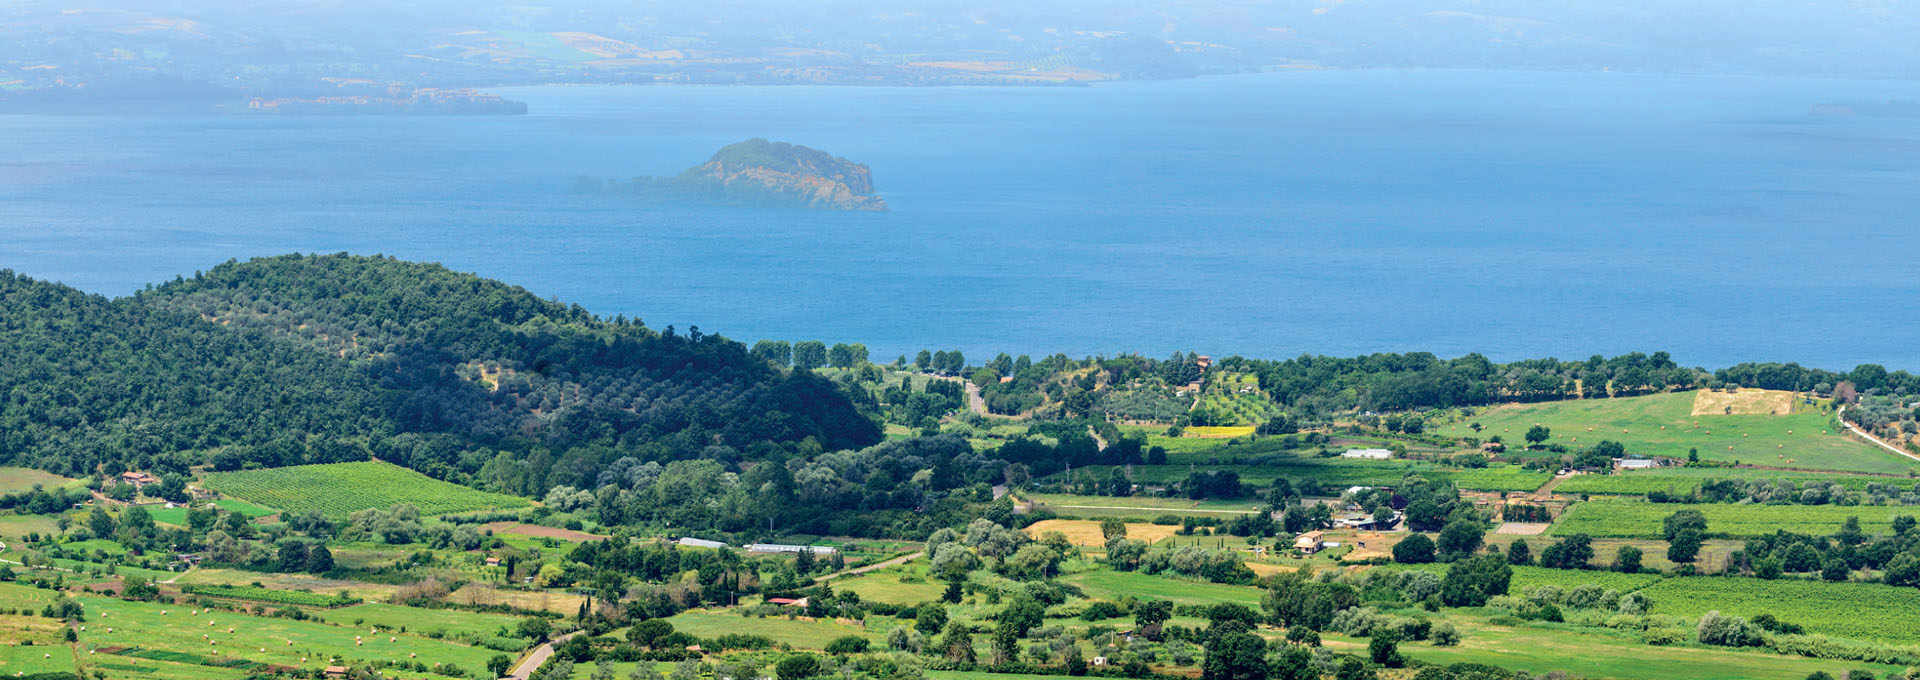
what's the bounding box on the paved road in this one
[507,631,582,680]
[1838,405,1920,464]
[821,551,924,581]
[964,382,989,416]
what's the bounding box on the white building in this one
[744,543,838,555]
[1341,448,1393,460]
[676,537,728,549]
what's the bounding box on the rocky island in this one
[580,139,887,212]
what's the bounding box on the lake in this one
[2,69,1917,369]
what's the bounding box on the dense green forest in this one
[1,254,879,492]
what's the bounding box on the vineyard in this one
[179,584,361,608]
[1550,498,1917,538]
[1557,467,1908,496]
[1638,576,1920,643]
[201,461,530,518]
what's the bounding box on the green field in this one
[1637,576,1920,644]
[1328,611,1895,680]
[1436,391,1909,474]
[313,603,526,650]
[1058,568,1264,607]
[831,566,947,605]
[661,609,879,649]
[201,461,529,518]
[1551,498,1917,538]
[1557,467,1913,496]
[78,595,499,678]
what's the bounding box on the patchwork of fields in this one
[201,461,529,518]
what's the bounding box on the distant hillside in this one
[0,254,881,493]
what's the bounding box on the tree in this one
[1368,630,1403,667]
[517,616,553,641]
[1440,554,1511,606]
[1663,510,1708,542]
[1201,622,1268,680]
[940,620,976,665]
[1525,425,1551,448]
[1667,529,1703,564]
[630,619,675,647]
[776,654,821,680]
[489,655,515,678]
[1615,546,1643,573]
[1539,534,1595,569]
[916,605,948,636]
[305,545,335,573]
[1436,520,1485,561]
[752,340,792,367]
[793,341,828,370]
[1135,599,1173,640]
[1101,519,1128,541]
[1507,539,1533,566]
[1392,534,1435,564]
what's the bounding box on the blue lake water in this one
[2,70,1918,369]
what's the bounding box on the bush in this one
[1697,611,1763,647]
[1430,622,1460,646]
[776,654,821,680]
[823,636,869,654]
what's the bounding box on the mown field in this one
[1435,391,1909,474]
[1557,467,1914,496]
[1550,499,1917,538]
[201,461,529,518]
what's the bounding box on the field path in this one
[964,381,989,416]
[508,631,582,680]
[820,551,924,581]
[1838,406,1920,464]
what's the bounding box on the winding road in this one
[1838,405,1920,464]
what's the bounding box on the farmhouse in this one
[121,471,160,488]
[745,543,837,555]
[1341,448,1393,460]
[1293,530,1325,554]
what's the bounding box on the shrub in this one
[1697,611,1763,647]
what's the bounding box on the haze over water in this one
[3,69,1918,369]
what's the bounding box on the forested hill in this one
[0,254,880,491]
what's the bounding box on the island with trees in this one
[579,139,888,212]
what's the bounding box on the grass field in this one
[1556,467,1912,496]
[1550,498,1917,538]
[1058,568,1264,607]
[1435,391,1910,475]
[0,514,60,540]
[1637,575,1920,644]
[0,467,75,493]
[77,595,499,679]
[831,566,947,605]
[201,461,529,518]
[1184,426,1258,438]
[312,603,526,650]
[661,609,879,649]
